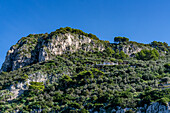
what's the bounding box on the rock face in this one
[1,29,151,72]
[91,102,170,113]
[7,72,49,100]
[7,101,170,113]
[116,43,147,56]
[121,44,143,56]
[146,102,170,113]
[1,33,105,72]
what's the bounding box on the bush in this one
[114,37,129,43]
[158,97,170,106]
[29,82,45,91]
[136,49,159,61]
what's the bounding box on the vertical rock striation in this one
[1,32,105,72]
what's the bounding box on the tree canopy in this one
[136,49,159,61]
[114,37,129,43]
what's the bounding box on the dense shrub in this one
[136,49,159,60]
[0,30,170,112]
[114,37,129,43]
[29,82,45,91]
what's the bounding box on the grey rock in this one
[1,33,105,72]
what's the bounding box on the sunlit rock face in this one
[1,33,105,72]
[7,72,48,101]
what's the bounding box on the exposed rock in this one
[109,103,170,113]
[1,33,105,72]
[7,72,48,100]
[145,102,170,113]
[117,43,148,56]
[1,30,153,72]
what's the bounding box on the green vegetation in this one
[114,37,129,43]
[0,48,170,112]
[115,50,128,59]
[29,82,45,91]
[150,41,169,52]
[50,27,100,40]
[136,49,159,60]
[164,63,170,69]
[139,89,170,106]
[104,47,115,56]
[0,28,170,112]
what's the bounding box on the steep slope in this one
[2,27,168,72]
[0,27,170,113]
[1,27,105,72]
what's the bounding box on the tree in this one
[59,75,72,87]
[91,68,104,78]
[122,37,129,42]
[74,71,94,84]
[119,51,128,59]
[104,47,115,56]
[151,41,168,48]
[115,51,128,59]
[114,37,129,43]
[150,41,159,47]
[136,49,159,61]
[65,27,72,32]
[88,33,99,40]
[114,37,122,43]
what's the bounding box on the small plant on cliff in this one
[29,82,45,91]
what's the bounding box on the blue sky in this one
[0,0,170,67]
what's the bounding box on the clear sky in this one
[0,0,170,67]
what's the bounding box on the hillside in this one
[0,27,170,113]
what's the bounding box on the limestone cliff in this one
[1,32,104,72]
[113,42,150,57]
[95,102,170,113]
[119,44,144,56]
[1,28,157,72]
[0,28,169,113]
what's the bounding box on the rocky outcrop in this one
[1,33,105,72]
[121,44,143,56]
[116,43,148,56]
[8,102,170,113]
[7,72,49,100]
[90,102,170,113]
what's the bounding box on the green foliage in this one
[20,74,29,81]
[104,47,115,56]
[59,74,72,87]
[51,27,100,40]
[140,89,170,106]
[74,70,94,84]
[164,63,170,73]
[161,77,170,83]
[158,97,170,106]
[0,33,170,112]
[115,51,128,59]
[81,108,89,113]
[164,63,170,69]
[136,49,159,60]
[114,37,129,43]
[29,82,45,91]
[150,41,168,52]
